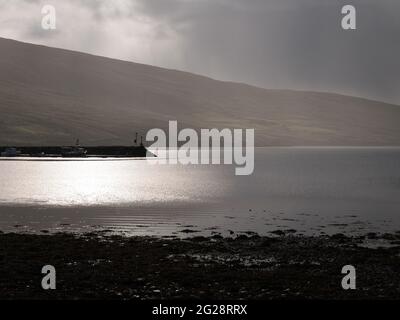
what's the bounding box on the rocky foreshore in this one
[1,231,400,300]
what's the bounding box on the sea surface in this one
[0,147,399,237]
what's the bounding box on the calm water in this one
[0,147,399,236]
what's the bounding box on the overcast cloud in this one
[0,0,399,104]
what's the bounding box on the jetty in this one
[0,145,151,158]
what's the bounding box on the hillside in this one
[1,37,400,146]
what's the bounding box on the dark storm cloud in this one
[135,0,400,104]
[0,0,399,104]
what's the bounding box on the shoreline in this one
[1,231,400,300]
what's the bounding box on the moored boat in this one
[0,147,21,157]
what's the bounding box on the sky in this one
[0,0,399,105]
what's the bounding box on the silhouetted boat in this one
[0,147,21,157]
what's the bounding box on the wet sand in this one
[1,231,400,300]
[1,203,399,238]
